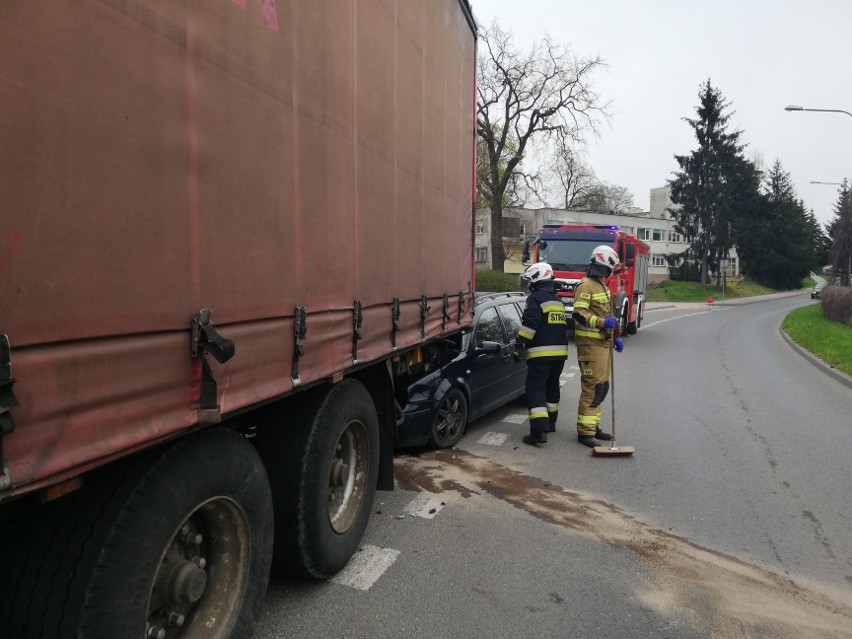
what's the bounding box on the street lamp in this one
[786,104,852,284]
[785,105,852,118]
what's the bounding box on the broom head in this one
[591,444,635,457]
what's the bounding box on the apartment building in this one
[476,186,739,283]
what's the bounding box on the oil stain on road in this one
[395,449,852,639]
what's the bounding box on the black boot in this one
[523,431,547,445]
[548,420,557,433]
[594,428,613,441]
[577,434,598,448]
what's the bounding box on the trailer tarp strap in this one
[191,309,235,416]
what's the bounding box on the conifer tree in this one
[669,80,757,285]
[828,181,852,286]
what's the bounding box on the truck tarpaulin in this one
[0,0,476,496]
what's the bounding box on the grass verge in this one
[646,278,777,303]
[782,303,852,377]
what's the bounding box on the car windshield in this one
[538,239,603,271]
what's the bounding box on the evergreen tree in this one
[669,80,756,285]
[828,181,852,286]
[737,161,814,289]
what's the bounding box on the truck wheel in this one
[626,302,639,335]
[260,379,380,578]
[1,428,274,639]
[428,387,468,448]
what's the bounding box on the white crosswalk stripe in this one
[478,431,510,446]
[404,492,447,519]
[331,544,401,591]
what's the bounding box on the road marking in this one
[642,308,728,329]
[478,431,510,446]
[404,492,447,519]
[501,413,528,424]
[559,372,576,388]
[332,544,400,591]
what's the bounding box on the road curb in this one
[779,326,852,390]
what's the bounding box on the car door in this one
[496,301,528,398]
[466,305,512,418]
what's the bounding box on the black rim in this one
[435,393,465,445]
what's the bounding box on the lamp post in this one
[787,105,852,285]
[785,105,852,118]
[810,179,851,284]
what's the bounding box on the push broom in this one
[592,331,635,457]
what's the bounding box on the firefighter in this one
[572,245,625,447]
[516,262,569,445]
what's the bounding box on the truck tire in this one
[1,428,274,639]
[259,379,380,578]
[620,301,631,335]
[626,301,638,335]
[428,387,468,448]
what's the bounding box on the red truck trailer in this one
[522,224,650,334]
[0,1,477,636]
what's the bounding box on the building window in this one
[637,228,650,241]
[652,228,663,241]
[476,222,485,235]
[652,254,667,267]
[476,247,488,262]
[667,231,683,243]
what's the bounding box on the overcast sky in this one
[472,0,852,226]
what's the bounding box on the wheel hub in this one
[166,559,208,605]
[330,458,351,487]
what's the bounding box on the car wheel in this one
[428,388,468,449]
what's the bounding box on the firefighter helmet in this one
[524,262,554,284]
[590,245,620,271]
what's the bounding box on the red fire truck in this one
[522,224,650,334]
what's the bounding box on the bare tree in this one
[548,137,598,209]
[574,181,635,213]
[477,22,608,271]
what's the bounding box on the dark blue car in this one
[396,292,529,449]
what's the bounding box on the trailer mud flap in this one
[0,334,19,490]
[191,309,235,424]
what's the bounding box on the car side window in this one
[473,307,505,347]
[497,302,523,343]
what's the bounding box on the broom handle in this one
[610,329,617,447]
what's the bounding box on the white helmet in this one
[524,262,554,284]
[590,245,620,270]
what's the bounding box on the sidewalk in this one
[644,288,809,312]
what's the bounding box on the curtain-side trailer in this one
[0,1,476,636]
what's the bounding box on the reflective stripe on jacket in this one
[573,277,612,345]
[517,283,569,360]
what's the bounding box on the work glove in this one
[603,316,618,330]
[614,337,624,353]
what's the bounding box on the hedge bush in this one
[475,269,523,293]
[821,285,852,326]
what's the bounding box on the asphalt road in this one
[257,294,852,639]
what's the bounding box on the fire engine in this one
[522,224,650,334]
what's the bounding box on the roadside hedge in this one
[475,269,522,293]
[821,285,852,327]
